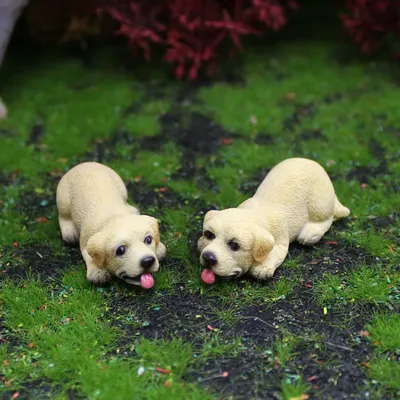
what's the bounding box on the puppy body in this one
[56,162,166,285]
[198,158,350,280]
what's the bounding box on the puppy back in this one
[255,158,334,202]
[58,162,127,216]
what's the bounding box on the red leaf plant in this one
[98,0,297,80]
[341,0,400,54]
[98,0,166,61]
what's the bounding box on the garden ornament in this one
[56,162,166,288]
[199,157,350,284]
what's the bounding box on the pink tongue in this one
[140,273,154,289]
[201,269,216,285]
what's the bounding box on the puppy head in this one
[86,214,166,285]
[198,209,274,279]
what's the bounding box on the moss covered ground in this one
[0,7,399,400]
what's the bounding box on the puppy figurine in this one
[198,157,350,284]
[56,162,166,287]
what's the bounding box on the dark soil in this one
[126,180,186,211]
[2,244,82,282]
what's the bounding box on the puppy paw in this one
[297,221,331,246]
[297,234,321,246]
[62,231,79,244]
[251,266,276,280]
[87,268,111,285]
[59,218,79,244]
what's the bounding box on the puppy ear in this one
[252,226,275,264]
[143,215,160,245]
[142,215,165,255]
[87,232,106,268]
[151,218,167,260]
[153,220,160,246]
[204,210,218,224]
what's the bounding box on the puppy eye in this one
[144,236,152,245]
[116,245,126,257]
[228,241,240,251]
[204,230,215,240]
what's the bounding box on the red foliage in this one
[98,0,298,79]
[341,0,400,54]
[98,1,166,60]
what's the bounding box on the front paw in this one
[87,268,111,285]
[251,265,276,280]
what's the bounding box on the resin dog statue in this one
[198,157,350,284]
[56,162,166,288]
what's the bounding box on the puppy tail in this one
[333,197,350,221]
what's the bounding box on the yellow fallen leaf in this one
[289,395,309,400]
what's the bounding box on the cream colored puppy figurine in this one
[198,158,350,284]
[56,162,166,288]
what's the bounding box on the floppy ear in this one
[252,226,275,264]
[153,219,160,247]
[153,219,167,260]
[142,215,160,245]
[144,216,166,258]
[86,232,106,268]
[204,210,218,224]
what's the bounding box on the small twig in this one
[35,251,43,259]
[240,316,275,329]
[325,342,353,351]
[199,372,229,383]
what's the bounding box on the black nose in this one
[141,256,155,269]
[202,251,217,267]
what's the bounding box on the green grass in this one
[109,142,182,187]
[339,223,398,260]
[0,58,140,179]
[196,334,244,361]
[203,276,297,306]
[280,377,310,400]
[0,185,24,246]
[213,302,239,326]
[367,314,400,352]
[122,100,171,137]
[160,208,194,261]
[365,314,400,394]
[368,358,400,392]
[332,179,400,218]
[314,265,399,306]
[272,335,300,368]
